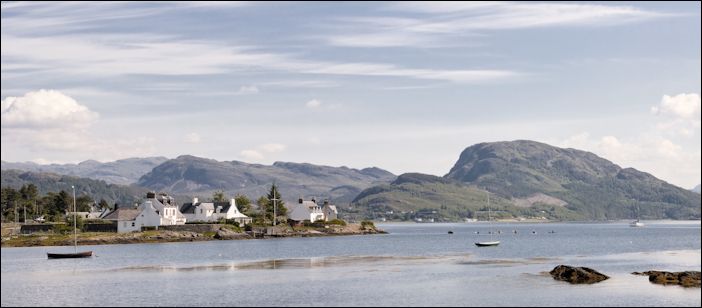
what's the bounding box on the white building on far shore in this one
[180,197,251,225]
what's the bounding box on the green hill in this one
[1,169,148,206]
[351,140,700,221]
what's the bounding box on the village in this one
[1,187,383,247]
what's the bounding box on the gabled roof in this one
[103,208,141,221]
[181,201,236,214]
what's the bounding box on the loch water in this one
[2,221,700,306]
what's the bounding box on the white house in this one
[287,198,325,222]
[102,202,161,233]
[322,200,338,221]
[180,197,251,225]
[146,192,187,225]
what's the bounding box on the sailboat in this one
[475,190,500,247]
[47,186,93,259]
[629,204,644,227]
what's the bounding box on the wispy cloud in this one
[323,2,670,49]
[2,33,519,83]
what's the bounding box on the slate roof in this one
[103,208,141,221]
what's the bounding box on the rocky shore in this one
[632,271,701,288]
[1,223,386,248]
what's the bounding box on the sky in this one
[1,1,700,189]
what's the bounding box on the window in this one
[200,209,203,214]
[132,222,135,227]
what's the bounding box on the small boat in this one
[475,190,500,247]
[629,220,645,227]
[448,231,454,234]
[474,241,500,247]
[47,251,93,259]
[629,204,645,227]
[48,186,93,259]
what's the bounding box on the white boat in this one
[629,204,644,227]
[630,220,645,227]
[475,190,499,247]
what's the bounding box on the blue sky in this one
[1,1,700,188]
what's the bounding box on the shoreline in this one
[0,223,386,248]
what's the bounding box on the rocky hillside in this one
[352,140,700,221]
[1,157,168,185]
[137,155,395,204]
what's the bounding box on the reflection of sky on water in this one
[2,222,700,306]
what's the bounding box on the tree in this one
[20,184,39,219]
[234,194,252,215]
[213,190,226,202]
[266,184,287,223]
[254,196,270,225]
[1,187,20,223]
[98,199,110,210]
[76,195,93,212]
[51,190,72,220]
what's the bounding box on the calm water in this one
[2,221,700,307]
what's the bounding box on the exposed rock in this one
[550,265,609,284]
[214,227,250,240]
[632,271,701,288]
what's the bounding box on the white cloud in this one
[1,89,99,128]
[1,90,157,163]
[184,133,201,144]
[651,93,701,119]
[1,33,518,83]
[559,132,700,188]
[323,2,668,49]
[306,99,322,108]
[389,2,666,30]
[260,143,286,153]
[651,93,701,137]
[240,150,264,160]
[239,143,286,162]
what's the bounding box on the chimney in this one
[311,197,316,204]
[231,198,236,206]
[193,197,199,204]
[298,197,303,204]
[324,200,329,206]
[146,191,156,199]
[114,203,119,210]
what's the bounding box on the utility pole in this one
[72,185,77,253]
[271,189,279,226]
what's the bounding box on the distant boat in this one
[475,241,500,247]
[48,186,92,259]
[629,204,645,228]
[47,251,93,259]
[630,220,645,228]
[448,231,454,234]
[475,190,499,247]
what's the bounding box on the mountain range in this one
[2,140,699,221]
[1,157,168,185]
[137,155,396,204]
